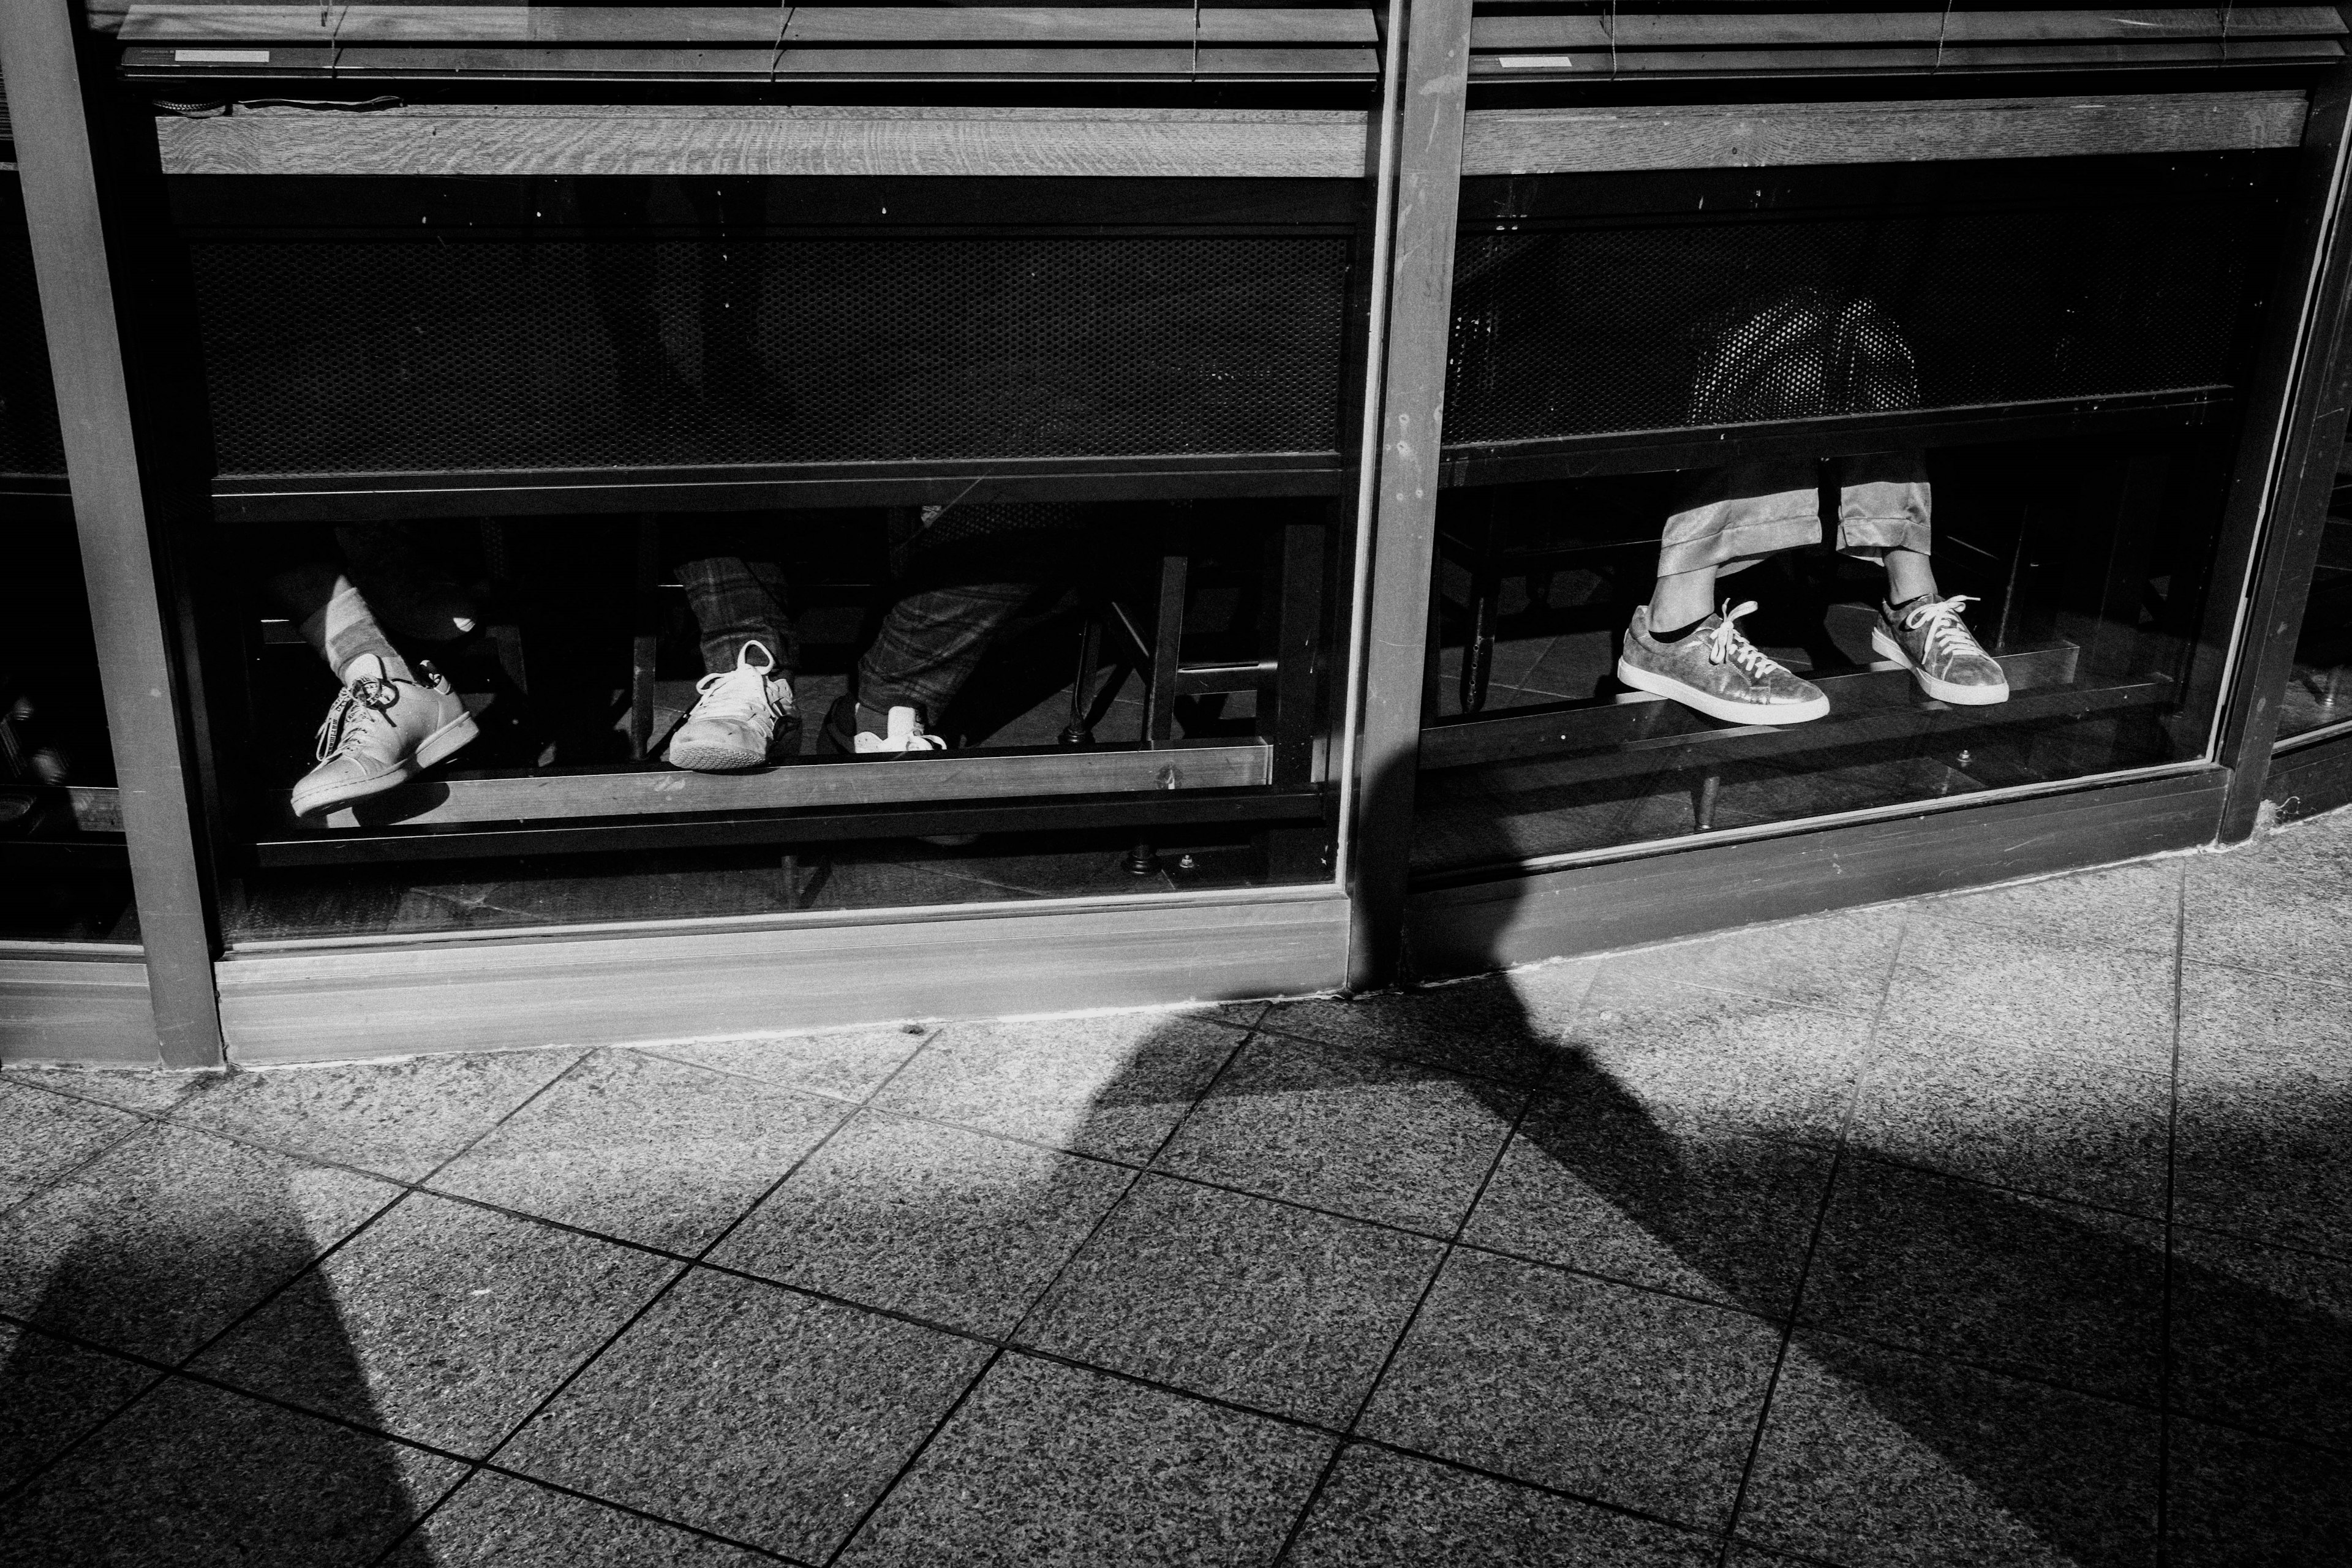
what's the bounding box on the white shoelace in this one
[690,641,789,726]
[313,668,400,763]
[1900,594,1985,665]
[1704,601,1792,681]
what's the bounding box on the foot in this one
[1617,601,1830,725]
[292,655,478,817]
[1871,594,2010,705]
[823,696,949,758]
[665,641,798,771]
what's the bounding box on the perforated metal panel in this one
[187,232,1353,478]
[1444,157,2280,449]
[0,176,67,479]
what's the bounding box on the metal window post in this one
[1,1,224,1066]
[1346,0,1472,989]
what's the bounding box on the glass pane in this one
[1417,151,2286,876]
[3,170,139,944]
[2278,451,2352,742]
[144,173,1355,943]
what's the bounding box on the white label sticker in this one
[175,49,272,64]
[1495,55,1578,69]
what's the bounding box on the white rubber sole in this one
[1869,627,2010,705]
[291,710,480,817]
[665,738,770,772]
[1616,657,1829,725]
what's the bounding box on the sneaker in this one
[1617,601,1831,725]
[665,641,797,771]
[1871,594,2010,706]
[821,696,949,758]
[291,655,478,817]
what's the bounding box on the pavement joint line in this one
[2155,863,2190,1555]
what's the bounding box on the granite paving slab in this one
[711,1110,1133,1336]
[0,1082,141,1216]
[0,1321,157,1494]
[1286,1443,1721,1567]
[639,1025,932,1104]
[2162,1417,2352,1568]
[2177,959,2352,1085]
[1150,1034,1521,1234]
[2166,1226,2352,1450]
[428,1049,851,1254]
[497,1267,987,1561]
[1583,907,1907,1018]
[868,1013,1241,1163]
[1463,1079,1833,1316]
[1915,856,2183,957]
[174,1049,582,1183]
[1258,967,1591,1085]
[833,1352,1332,1568]
[2183,851,2352,986]
[0,1123,394,1363]
[1841,1035,2171,1216]
[0,1374,463,1567]
[1018,1175,1440,1425]
[192,1192,674,1455]
[0,1065,213,1116]
[2171,1071,2352,1253]
[1736,1334,2158,1568]
[1556,979,1874,1146]
[1876,919,2177,1072]
[1359,1248,1781,1531]
[403,1468,772,1566]
[1799,1159,2165,1406]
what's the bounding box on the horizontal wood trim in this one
[1470,8,2346,53]
[1460,91,2307,176]
[154,103,1371,178]
[785,9,1195,45]
[1,952,157,1066]
[286,742,1273,832]
[216,889,1349,1062]
[1405,767,2225,977]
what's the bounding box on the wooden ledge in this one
[155,103,1372,178]
[1462,91,2308,176]
[287,739,1274,831]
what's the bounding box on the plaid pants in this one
[679,505,1082,724]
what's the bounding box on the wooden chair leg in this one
[1063,598,1104,747]
[628,515,660,761]
[1142,552,1188,748]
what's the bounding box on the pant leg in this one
[252,526,407,680]
[676,554,796,678]
[1657,456,1824,580]
[1833,451,1931,562]
[857,579,1038,722]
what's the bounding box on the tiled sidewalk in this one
[3,814,2349,1566]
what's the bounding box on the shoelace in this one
[690,644,788,726]
[1901,594,1985,665]
[1704,601,1792,681]
[312,674,399,763]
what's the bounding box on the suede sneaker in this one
[666,641,797,771]
[1872,594,2009,706]
[292,654,478,817]
[1618,601,1831,725]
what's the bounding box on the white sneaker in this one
[665,641,796,772]
[854,706,949,756]
[291,654,478,817]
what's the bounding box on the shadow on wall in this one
[0,1157,448,1567]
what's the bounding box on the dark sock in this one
[1888,592,1932,617]
[1649,614,1708,644]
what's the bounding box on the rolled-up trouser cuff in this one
[1657,459,1821,578]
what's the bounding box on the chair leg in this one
[628,516,660,761]
[1063,601,1104,747]
[1461,562,1501,714]
[1142,554,1187,747]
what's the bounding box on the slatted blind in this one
[108,4,1382,83]
[1471,5,2348,80]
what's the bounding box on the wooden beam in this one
[216,888,1350,1062]
[288,742,1274,832]
[1461,91,2307,178]
[154,104,1373,179]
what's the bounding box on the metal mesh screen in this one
[187,233,1352,477]
[1444,170,2272,448]
[0,176,67,479]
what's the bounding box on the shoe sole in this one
[1870,628,2011,705]
[1616,658,1829,725]
[292,710,480,818]
[665,739,771,772]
